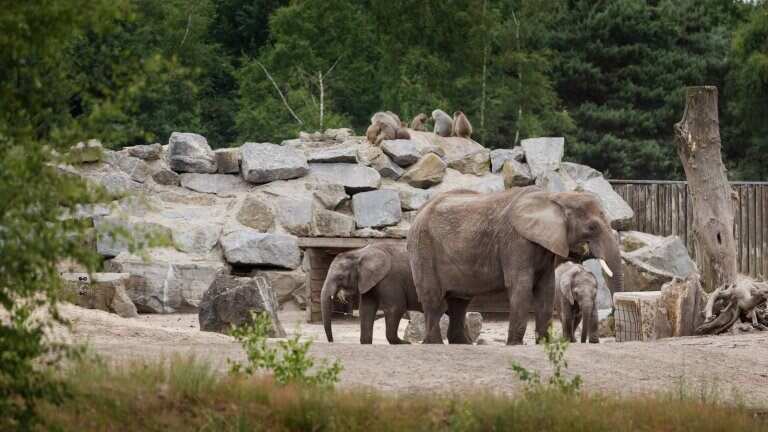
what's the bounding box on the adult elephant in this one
[407,186,623,345]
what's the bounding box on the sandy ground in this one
[61,304,768,405]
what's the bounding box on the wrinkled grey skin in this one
[556,262,599,343]
[407,186,623,345]
[321,243,421,344]
[431,109,453,137]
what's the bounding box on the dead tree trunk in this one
[674,86,737,293]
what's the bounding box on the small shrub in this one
[510,326,582,396]
[228,312,342,387]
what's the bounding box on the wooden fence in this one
[609,180,768,279]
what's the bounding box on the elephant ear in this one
[558,265,576,306]
[357,247,392,294]
[510,190,569,258]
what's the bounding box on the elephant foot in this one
[505,339,524,346]
[447,331,472,344]
[389,338,411,345]
[589,336,600,343]
[422,334,444,344]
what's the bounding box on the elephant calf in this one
[321,243,421,344]
[556,262,599,343]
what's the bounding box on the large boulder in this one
[93,216,171,258]
[168,132,217,173]
[501,159,533,187]
[199,273,286,336]
[273,196,314,236]
[214,148,241,174]
[404,312,483,343]
[236,195,275,232]
[381,140,421,167]
[240,142,309,184]
[370,152,405,179]
[105,152,152,183]
[490,147,525,173]
[430,169,505,195]
[104,249,226,313]
[97,172,143,197]
[171,223,222,254]
[180,173,251,195]
[352,189,402,228]
[621,232,698,292]
[400,153,447,188]
[561,162,634,229]
[60,272,138,318]
[126,143,162,160]
[152,167,180,186]
[309,163,381,193]
[521,137,564,179]
[439,138,490,175]
[312,209,355,237]
[310,183,348,210]
[305,145,358,163]
[250,268,306,307]
[382,181,432,211]
[220,229,301,269]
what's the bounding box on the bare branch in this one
[255,61,303,125]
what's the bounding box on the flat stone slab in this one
[352,189,402,228]
[309,163,381,193]
[521,137,564,179]
[168,132,217,173]
[220,229,301,269]
[241,142,309,184]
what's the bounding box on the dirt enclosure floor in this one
[60,304,768,405]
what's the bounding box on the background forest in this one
[54,0,768,179]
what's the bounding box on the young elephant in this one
[321,243,421,344]
[556,262,599,343]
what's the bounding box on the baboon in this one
[395,127,411,140]
[410,113,429,131]
[451,111,472,139]
[386,111,402,126]
[367,119,410,145]
[371,111,400,130]
[375,123,398,145]
[366,122,382,144]
[432,109,453,137]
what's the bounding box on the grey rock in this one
[99,173,143,197]
[306,145,358,163]
[112,154,152,183]
[352,228,387,238]
[356,143,383,166]
[250,268,306,306]
[501,159,533,187]
[535,169,576,193]
[60,272,138,318]
[310,183,348,209]
[312,209,355,237]
[220,229,301,269]
[70,139,103,163]
[168,132,217,173]
[152,167,180,186]
[399,153,447,188]
[352,189,402,228]
[309,163,381,193]
[126,143,162,160]
[240,142,309,184]
[214,148,241,174]
[93,216,171,258]
[237,195,275,232]
[105,251,226,313]
[430,169,505,195]
[622,234,698,292]
[382,221,410,238]
[180,173,250,195]
[383,182,432,211]
[439,138,490,175]
[404,311,482,343]
[561,162,634,229]
[324,128,354,142]
[273,196,314,236]
[370,152,405,179]
[171,223,222,254]
[198,273,286,336]
[490,147,525,172]
[521,137,564,179]
[381,139,420,167]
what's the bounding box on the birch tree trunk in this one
[673,86,737,293]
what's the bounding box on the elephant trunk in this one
[321,279,338,342]
[592,231,624,298]
[581,302,594,343]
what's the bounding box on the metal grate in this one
[614,298,642,342]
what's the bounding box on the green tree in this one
[725,2,768,179]
[551,0,744,179]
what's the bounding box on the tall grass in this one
[40,355,768,432]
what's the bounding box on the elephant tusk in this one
[599,259,613,278]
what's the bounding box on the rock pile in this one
[61,128,640,329]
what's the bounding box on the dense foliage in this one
[54,0,768,179]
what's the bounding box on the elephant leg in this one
[533,268,555,343]
[506,271,534,345]
[589,305,600,343]
[446,297,472,344]
[422,302,446,344]
[359,295,379,344]
[561,304,576,343]
[384,308,409,344]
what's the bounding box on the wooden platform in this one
[298,237,509,323]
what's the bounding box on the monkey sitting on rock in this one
[366,119,410,146]
[451,111,472,139]
[410,113,429,131]
[431,109,453,137]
